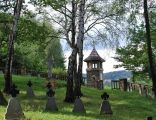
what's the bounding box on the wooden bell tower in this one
[84,48,105,89]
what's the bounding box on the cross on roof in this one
[92,40,96,48]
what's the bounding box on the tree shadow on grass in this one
[111,95,156,120]
[54,109,135,120]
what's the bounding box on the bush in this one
[52,67,67,77]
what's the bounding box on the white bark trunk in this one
[4,0,23,93]
[77,0,85,50]
[74,0,85,96]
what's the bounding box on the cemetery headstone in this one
[46,82,52,89]
[151,88,155,99]
[26,80,35,97]
[127,82,132,92]
[45,88,58,111]
[142,85,148,97]
[97,80,104,90]
[5,84,24,120]
[72,97,86,113]
[119,78,128,91]
[100,92,113,115]
[147,116,152,120]
[72,91,86,113]
[139,84,148,97]
[138,84,142,95]
[0,91,7,105]
[129,83,133,92]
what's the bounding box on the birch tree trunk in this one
[64,0,77,103]
[64,49,77,102]
[74,0,85,97]
[4,0,23,94]
[143,0,156,98]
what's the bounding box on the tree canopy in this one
[0,12,65,72]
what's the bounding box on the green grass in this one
[0,74,156,120]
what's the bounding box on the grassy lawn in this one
[0,74,156,120]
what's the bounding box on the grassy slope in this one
[0,74,156,120]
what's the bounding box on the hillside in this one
[0,74,156,120]
[104,70,132,80]
[83,70,133,81]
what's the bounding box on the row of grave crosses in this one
[3,80,113,120]
[8,81,113,114]
[0,79,153,120]
[1,81,153,120]
[9,80,55,98]
[11,81,110,100]
[9,80,33,98]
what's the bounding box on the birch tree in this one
[74,0,85,97]
[3,0,23,93]
[118,0,156,97]
[64,0,77,102]
[143,0,156,98]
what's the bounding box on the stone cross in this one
[27,80,32,87]
[45,85,58,111]
[5,84,24,120]
[101,92,109,100]
[10,84,19,97]
[147,116,152,120]
[100,92,113,115]
[46,82,52,89]
[26,80,35,97]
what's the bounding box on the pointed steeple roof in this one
[84,48,105,62]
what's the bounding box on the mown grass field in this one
[0,74,156,120]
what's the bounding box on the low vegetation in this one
[0,74,156,120]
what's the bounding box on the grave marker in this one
[5,84,24,120]
[72,88,86,113]
[100,92,113,115]
[147,116,152,120]
[26,80,35,97]
[45,83,58,111]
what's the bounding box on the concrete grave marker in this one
[100,92,113,115]
[46,82,52,89]
[72,90,86,113]
[45,82,58,112]
[5,84,24,120]
[72,98,86,113]
[26,80,35,97]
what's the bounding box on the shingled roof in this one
[84,48,105,62]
